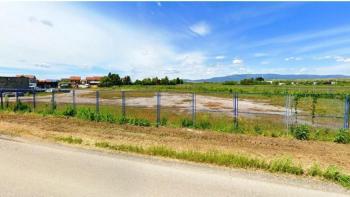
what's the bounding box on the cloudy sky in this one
[1,2,350,80]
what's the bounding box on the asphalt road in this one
[0,137,348,197]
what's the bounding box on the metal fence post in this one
[96,91,100,113]
[233,92,239,128]
[51,90,55,111]
[344,95,349,129]
[16,90,19,103]
[121,91,125,117]
[285,94,291,132]
[72,90,76,110]
[192,92,196,126]
[32,90,36,111]
[0,90,3,109]
[156,92,161,126]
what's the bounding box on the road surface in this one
[0,136,348,197]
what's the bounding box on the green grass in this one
[93,141,350,188]
[55,136,83,144]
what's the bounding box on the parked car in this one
[59,89,71,93]
[78,84,90,89]
[2,92,24,97]
[45,88,56,93]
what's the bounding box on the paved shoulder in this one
[0,137,348,197]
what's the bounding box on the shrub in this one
[117,116,129,124]
[77,108,99,121]
[102,113,117,123]
[195,120,211,129]
[181,118,194,128]
[254,125,263,135]
[13,101,32,112]
[160,117,168,126]
[291,125,310,140]
[62,106,76,117]
[334,129,350,144]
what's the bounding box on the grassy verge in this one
[67,139,348,189]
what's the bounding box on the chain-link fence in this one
[1,89,349,133]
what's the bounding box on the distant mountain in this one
[187,74,350,83]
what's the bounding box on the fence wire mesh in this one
[0,89,348,132]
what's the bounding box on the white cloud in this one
[232,58,243,65]
[314,55,350,63]
[156,2,162,7]
[334,56,350,63]
[0,3,217,80]
[189,21,211,36]
[284,57,303,61]
[215,55,225,60]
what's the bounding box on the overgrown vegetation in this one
[334,129,350,144]
[13,100,32,113]
[291,125,310,140]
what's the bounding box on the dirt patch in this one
[0,112,349,172]
[16,90,286,115]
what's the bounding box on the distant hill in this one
[187,74,350,83]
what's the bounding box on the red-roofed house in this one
[86,76,102,87]
[69,76,81,88]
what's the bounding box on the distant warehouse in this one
[0,76,29,89]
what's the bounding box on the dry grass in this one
[0,112,349,173]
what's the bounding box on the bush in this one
[62,106,76,117]
[102,113,117,123]
[291,125,310,140]
[160,117,168,126]
[181,118,194,128]
[13,101,32,112]
[334,129,350,144]
[117,116,129,124]
[195,120,211,129]
[77,108,99,121]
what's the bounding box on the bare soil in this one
[16,90,286,115]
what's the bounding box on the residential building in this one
[86,76,103,87]
[37,80,59,89]
[0,76,29,89]
[16,75,37,89]
[69,76,81,88]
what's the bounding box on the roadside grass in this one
[93,140,350,188]
[55,136,83,144]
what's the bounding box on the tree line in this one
[100,73,184,87]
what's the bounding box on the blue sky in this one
[1,2,350,80]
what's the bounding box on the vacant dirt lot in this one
[17,90,286,115]
[0,112,349,172]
